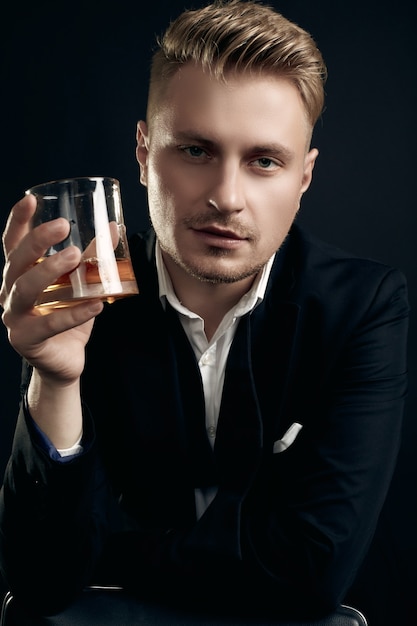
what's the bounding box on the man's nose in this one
[207,162,245,213]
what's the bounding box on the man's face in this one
[137,63,317,285]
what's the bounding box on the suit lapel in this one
[250,297,301,443]
[214,313,263,492]
[164,301,217,488]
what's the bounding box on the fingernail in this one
[88,301,103,314]
[48,217,68,232]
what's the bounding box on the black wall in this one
[1,1,416,624]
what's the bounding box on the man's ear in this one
[136,120,149,187]
[300,147,318,194]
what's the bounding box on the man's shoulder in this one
[288,223,403,278]
[273,224,407,304]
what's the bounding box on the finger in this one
[81,221,121,260]
[19,217,71,267]
[35,299,104,332]
[4,298,103,357]
[2,194,72,266]
[2,194,37,257]
[6,246,82,314]
[2,216,71,299]
[31,299,104,340]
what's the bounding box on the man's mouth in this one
[189,224,250,250]
[193,225,247,240]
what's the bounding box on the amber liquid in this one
[35,257,139,314]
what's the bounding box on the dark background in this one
[1,1,416,624]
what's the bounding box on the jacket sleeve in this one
[0,389,117,615]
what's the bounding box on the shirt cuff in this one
[23,392,91,463]
[57,437,83,458]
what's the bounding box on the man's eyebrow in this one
[250,144,295,161]
[173,130,215,147]
[173,131,295,160]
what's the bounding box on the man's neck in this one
[162,253,256,342]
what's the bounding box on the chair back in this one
[1,587,368,626]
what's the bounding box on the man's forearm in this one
[27,369,83,449]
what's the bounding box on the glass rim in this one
[25,176,120,195]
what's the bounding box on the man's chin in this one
[185,261,264,285]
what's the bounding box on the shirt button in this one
[201,352,215,366]
[207,425,216,438]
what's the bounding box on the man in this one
[0,0,409,620]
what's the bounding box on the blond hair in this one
[147,0,327,128]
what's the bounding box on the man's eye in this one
[182,146,207,158]
[253,157,279,170]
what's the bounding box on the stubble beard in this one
[154,210,270,284]
[160,241,270,284]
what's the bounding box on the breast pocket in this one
[273,422,303,454]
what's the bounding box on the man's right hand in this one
[1,194,104,448]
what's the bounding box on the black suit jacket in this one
[0,224,409,619]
